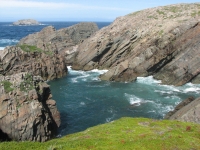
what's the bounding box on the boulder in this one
[19,22,99,65]
[0,73,60,142]
[72,3,200,86]
[13,19,40,26]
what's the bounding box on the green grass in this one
[157,10,165,15]
[19,73,34,92]
[1,80,14,93]
[1,117,200,150]
[18,44,53,56]
[19,44,43,53]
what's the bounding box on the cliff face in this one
[0,73,60,142]
[19,22,99,65]
[165,97,200,124]
[72,3,200,86]
[0,46,67,81]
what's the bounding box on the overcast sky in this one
[0,0,199,22]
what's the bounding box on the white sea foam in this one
[0,39,19,45]
[0,47,5,50]
[67,66,108,83]
[80,102,86,106]
[136,76,161,84]
[125,93,143,106]
[89,69,108,74]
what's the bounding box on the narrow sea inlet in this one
[48,66,200,136]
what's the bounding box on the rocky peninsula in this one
[12,19,40,26]
[0,22,98,141]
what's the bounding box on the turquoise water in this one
[48,67,200,136]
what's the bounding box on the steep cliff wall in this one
[0,73,60,142]
[72,3,200,86]
[0,46,67,81]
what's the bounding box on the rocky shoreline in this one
[0,22,99,141]
[1,3,200,142]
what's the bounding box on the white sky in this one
[0,0,199,22]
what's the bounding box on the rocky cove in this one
[1,3,200,143]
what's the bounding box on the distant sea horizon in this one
[0,21,111,50]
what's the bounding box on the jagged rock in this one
[13,19,40,26]
[165,97,200,123]
[19,22,99,65]
[72,3,200,86]
[0,73,60,142]
[0,45,67,81]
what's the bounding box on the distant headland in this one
[12,19,40,26]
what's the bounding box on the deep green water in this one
[48,67,200,136]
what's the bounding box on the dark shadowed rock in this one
[0,73,60,142]
[19,22,99,65]
[72,3,200,86]
[13,19,40,26]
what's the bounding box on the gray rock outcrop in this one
[13,19,40,26]
[19,22,99,65]
[165,97,200,123]
[0,73,60,142]
[0,46,67,81]
[72,3,200,86]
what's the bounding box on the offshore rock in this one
[19,22,99,65]
[165,97,200,124]
[0,73,60,142]
[72,3,200,86]
[13,19,40,26]
[0,46,67,81]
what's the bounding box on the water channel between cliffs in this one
[48,66,200,136]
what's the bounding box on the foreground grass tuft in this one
[0,118,200,150]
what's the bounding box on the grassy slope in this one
[0,117,200,150]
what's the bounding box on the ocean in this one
[1,22,200,137]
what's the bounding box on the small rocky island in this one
[12,19,40,26]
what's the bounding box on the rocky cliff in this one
[0,73,60,142]
[165,97,200,123]
[0,45,67,81]
[13,19,40,26]
[19,22,99,65]
[72,3,200,86]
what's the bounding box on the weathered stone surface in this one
[13,19,40,26]
[165,97,200,124]
[0,46,67,81]
[72,3,200,86]
[0,73,60,142]
[19,22,99,65]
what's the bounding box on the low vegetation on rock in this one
[0,118,200,150]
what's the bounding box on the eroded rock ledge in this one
[165,97,200,123]
[0,45,67,81]
[0,73,60,142]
